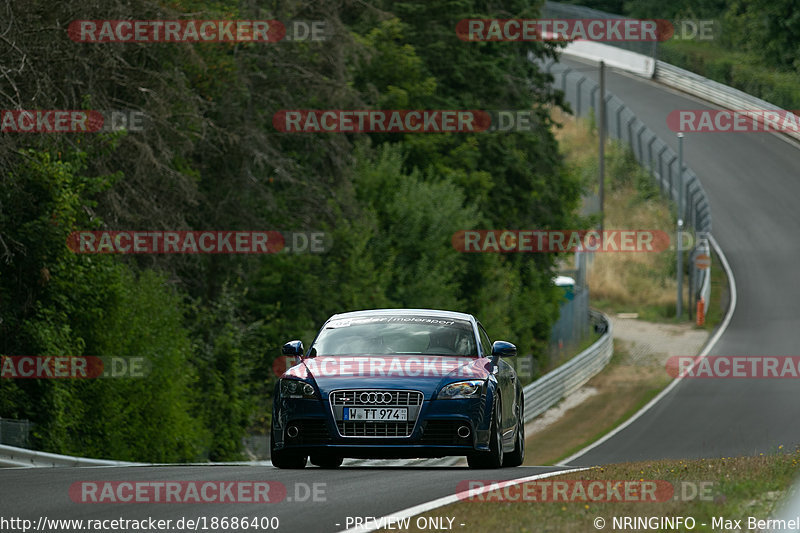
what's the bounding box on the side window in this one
[478,324,492,357]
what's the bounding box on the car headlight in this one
[437,380,483,399]
[280,379,317,399]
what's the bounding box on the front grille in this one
[330,389,423,438]
[420,420,471,446]
[336,421,415,437]
[330,390,423,406]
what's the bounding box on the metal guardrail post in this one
[626,116,636,148]
[599,62,606,235]
[636,124,647,162]
[657,146,668,193]
[667,155,677,199]
[647,136,656,175]
[562,68,572,93]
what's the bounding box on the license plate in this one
[343,407,408,421]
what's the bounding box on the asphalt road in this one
[558,56,800,464]
[3,57,800,533]
[0,465,570,532]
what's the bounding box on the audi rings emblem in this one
[360,392,393,404]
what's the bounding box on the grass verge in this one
[378,449,800,533]
[522,342,672,467]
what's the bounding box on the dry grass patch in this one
[553,108,684,320]
[523,341,672,466]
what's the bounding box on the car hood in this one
[282,355,492,399]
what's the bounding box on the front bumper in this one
[272,394,492,458]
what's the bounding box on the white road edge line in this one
[555,232,737,466]
[335,467,590,533]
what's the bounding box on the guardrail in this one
[541,1,657,58]
[0,444,138,468]
[523,310,612,423]
[549,37,655,78]
[539,0,657,78]
[654,61,800,143]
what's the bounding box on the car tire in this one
[502,402,525,467]
[270,448,307,469]
[310,454,343,469]
[270,426,307,469]
[467,397,504,469]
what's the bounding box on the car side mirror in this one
[491,340,517,358]
[282,340,304,357]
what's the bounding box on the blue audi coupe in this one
[270,309,525,469]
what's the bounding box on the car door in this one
[478,323,517,440]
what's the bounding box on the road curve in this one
[3,56,799,532]
[558,56,800,465]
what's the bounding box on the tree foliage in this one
[0,0,584,459]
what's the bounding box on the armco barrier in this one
[0,444,138,468]
[654,61,800,143]
[541,0,657,58]
[551,37,654,77]
[524,310,612,423]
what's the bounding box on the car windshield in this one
[311,315,478,357]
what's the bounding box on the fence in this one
[524,310,612,422]
[0,418,31,448]
[550,282,590,354]
[541,1,657,57]
[536,57,712,236]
